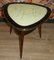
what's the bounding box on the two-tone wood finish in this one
[3,2,51,59]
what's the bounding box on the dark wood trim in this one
[2,2,51,31]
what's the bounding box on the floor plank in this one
[0,23,54,60]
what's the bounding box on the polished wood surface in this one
[0,23,54,60]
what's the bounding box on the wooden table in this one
[3,2,51,59]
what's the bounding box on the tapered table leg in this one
[19,31,24,59]
[38,25,41,38]
[10,26,12,34]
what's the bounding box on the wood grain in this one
[0,23,54,60]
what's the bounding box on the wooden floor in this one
[0,23,54,60]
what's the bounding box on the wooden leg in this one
[38,25,41,38]
[19,31,24,59]
[10,26,12,34]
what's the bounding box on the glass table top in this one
[7,4,47,26]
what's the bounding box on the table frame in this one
[3,2,51,59]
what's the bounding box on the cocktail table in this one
[3,2,51,59]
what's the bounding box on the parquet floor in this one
[0,23,54,60]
